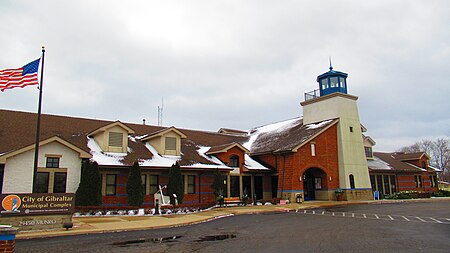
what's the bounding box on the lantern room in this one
[317,65,348,96]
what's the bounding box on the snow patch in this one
[305,119,333,130]
[243,118,301,150]
[87,137,126,165]
[244,154,269,170]
[139,143,180,167]
[367,156,393,170]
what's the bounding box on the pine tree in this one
[167,162,184,204]
[211,169,225,205]
[75,160,102,206]
[126,161,145,206]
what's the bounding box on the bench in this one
[223,197,243,206]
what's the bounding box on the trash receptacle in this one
[296,193,303,203]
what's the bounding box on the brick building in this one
[0,67,439,206]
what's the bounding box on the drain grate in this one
[196,234,236,242]
[112,235,182,246]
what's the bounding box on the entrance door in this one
[254,176,263,200]
[303,171,315,200]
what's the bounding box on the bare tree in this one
[398,137,450,181]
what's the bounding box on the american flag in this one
[0,59,40,92]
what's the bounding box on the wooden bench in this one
[223,197,243,206]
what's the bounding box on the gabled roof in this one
[369,152,427,173]
[205,142,250,155]
[88,121,135,136]
[217,128,247,135]
[363,135,376,146]
[140,126,187,141]
[0,136,92,163]
[392,152,430,161]
[245,117,338,155]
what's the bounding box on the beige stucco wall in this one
[2,142,82,193]
[93,125,128,153]
[148,131,182,156]
[302,93,372,190]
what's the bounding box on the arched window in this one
[349,174,355,189]
[229,155,239,167]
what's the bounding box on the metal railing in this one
[304,89,320,101]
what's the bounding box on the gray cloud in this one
[1,0,449,152]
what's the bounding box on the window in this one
[141,174,146,193]
[422,161,427,170]
[415,175,423,188]
[321,79,328,90]
[187,175,195,194]
[36,172,50,193]
[149,175,159,194]
[165,137,177,151]
[349,174,355,189]
[315,177,322,189]
[339,77,346,88]
[330,77,338,88]
[430,175,436,188]
[109,132,123,147]
[53,172,67,193]
[106,174,117,195]
[390,175,397,194]
[230,176,240,197]
[370,175,376,192]
[46,157,60,168]
[364,147,373,158]
[229,155,239,167]
[311,143,316,157]
[0,166,4,194]
[349,127,353,133]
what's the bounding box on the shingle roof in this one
[370,152,425,172]
[392,152,428,161]
[0,109,338,169]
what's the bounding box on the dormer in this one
[140,127,187,156]
[206,143,250,171]
[363,135,376,159]
[88,121,135,153]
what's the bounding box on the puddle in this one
[112,236,182,246]
[196,234,236,242]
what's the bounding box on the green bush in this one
[167,162,184,204]
[385,191,431,199]
[126,161,145,206]
[432,190,450,197]
[75,160,102,206]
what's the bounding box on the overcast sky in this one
[1,0,449,152]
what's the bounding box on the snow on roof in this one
[305,119,333,130]
[196,146,231,168]
[367,156,393,170]
[139,143,180,167]
[244,154,269,170]
[87,137,126,166]
[428,165,443,172]
[243,118,301,150]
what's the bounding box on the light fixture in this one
[299,176,302,182]
[329,176,332,182]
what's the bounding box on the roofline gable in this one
[88,121,135,136]
[141,126,187,141]
[0,136,92,163]
[291,119,339,152]
[205,142,250,155]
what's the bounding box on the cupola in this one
[317,63,348,96]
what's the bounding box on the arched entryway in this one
[303,168,327,201]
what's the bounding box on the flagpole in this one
[32,46,45,193]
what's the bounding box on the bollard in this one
[0,225,18,253]
[155,199,160,215]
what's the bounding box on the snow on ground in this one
[244,154,269,170]
[305,119,333,130]
[243,118,301,150]
[87,137,126,165]
[139,143,180,167]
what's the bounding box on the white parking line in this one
[312,210,315,215]
[363,214,367,218]
[416,217,427,222]
[402,216,410,221]
[375,214,379,219]
[446,218,450,222]
[304,210,307,214]
[342,212,345,217]
[430,218,442,224]
[352,213,355,218]
[388,215,394,220]
[332,212,335,216]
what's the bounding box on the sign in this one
[0,193,75,216]
[280,200,287,205]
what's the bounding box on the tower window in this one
[349,127,353,133]
[330,77,338,88]
[321,79,329,90]
[349,174,355,189]
[311,143,316,157]
[364,147,373,158]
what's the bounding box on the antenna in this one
[329,56,333,71]
[157,97,164,126]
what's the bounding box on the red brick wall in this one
[214,146,246,173]
[0,239,15,253]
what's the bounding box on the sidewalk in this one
[16,200,373,239]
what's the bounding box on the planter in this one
[336,193,344,201]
